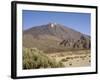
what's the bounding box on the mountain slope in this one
[23,23,90,53]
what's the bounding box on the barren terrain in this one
[46,50,91,67]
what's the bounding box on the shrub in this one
[23,48,64,69]
[61,58,68,62]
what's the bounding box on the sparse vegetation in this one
[46,50,91,67]
[61,58,68,62]
[23,48,64,69]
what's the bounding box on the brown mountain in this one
[23,23,90,53]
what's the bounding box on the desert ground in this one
[46,50,91,67]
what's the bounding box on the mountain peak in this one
[48,22,57,28]
[24,23,90,40]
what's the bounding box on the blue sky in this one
[22,10,91,35]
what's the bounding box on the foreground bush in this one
[23,48,64,69]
